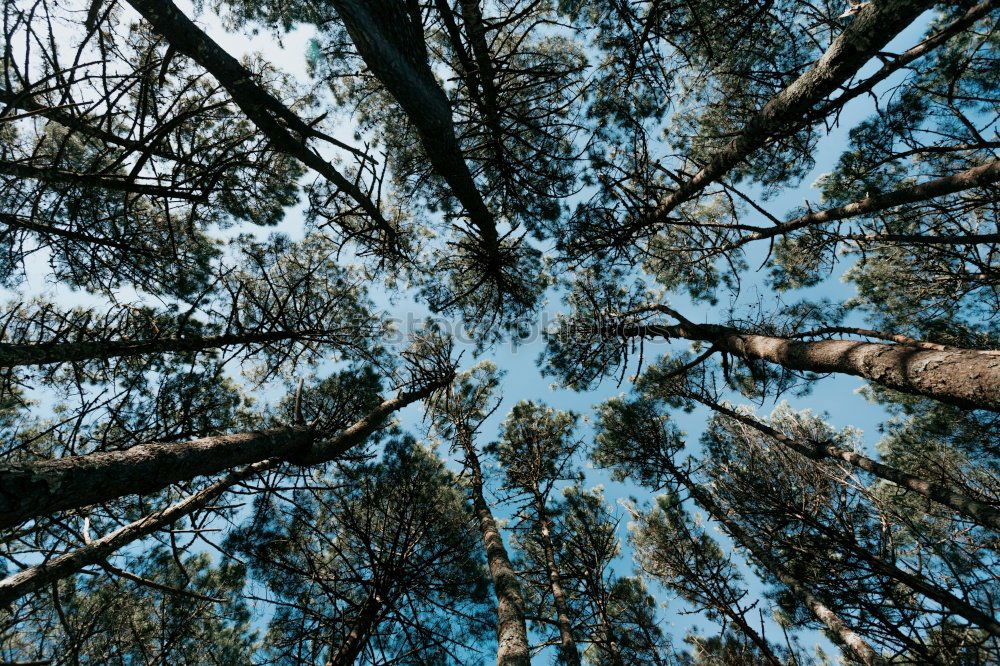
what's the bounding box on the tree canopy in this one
[1,0,998,663]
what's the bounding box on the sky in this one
[3,2,940,662]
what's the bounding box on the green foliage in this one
[3,0,1000,662]
[492,401,582,496]
[593,397,684,490]
[1,549,254,664]
[699,406,1000,657]
[227,437,494,664]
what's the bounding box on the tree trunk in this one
[694,397,1000,529]
[456,0,508,171]
[0,459,278,606]
[841,232,1000,245]
[722,160,1000,251]
[0,383,440,530]
[805,1,997,123]
[627,315,1000,412]
[457,0,501,114]
[666,465,884,665]
[462,434,531,666]
[122,0,398,250]
[706,329,1000,413]
[0,330,317,369]
[729,612,783,666]
[808,520,1000,637]
[326,591,385,666]
[330,0,501,258]
[593,594,625,666]
[533,494,581,666]
[0,161,205,201]
[639,0,933,230]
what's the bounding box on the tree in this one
[0,458,274,607]
[4,0,1000,661]
[565,0,937,257]
[1,548,255,664]
[630,494,787,666]
[0,234,383,376]
[674,630,812,666]
[1,0,309,297]
[637,355,1000,530]
[431,362,531,666]
[493,401,583,665]
[550,485,688,666]
[697,405,1000,656]
[0,335,455,530]
[544,275,1000,411]
[593,397,883,664]
[227,437,493,665]
[770,4,1000,332]
[555,485,626,666]
[596,577,674,666]
[120,0,405,258]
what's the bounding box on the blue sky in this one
[366,13,932,661]
[1,3,942,662]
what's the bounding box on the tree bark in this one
[533,493,582,666]
[806,520,1000,638]
[624,313,1000,412]
[694,397,1000,529]
[0,459,277,606]
[0,329,320,369]
[0,382,441,530]
[720,160,1000,252]
[326,591,385,666]
[330,0,502,260]
[840,232,1000,245]
[456,0,501,116]
[455,0,508,172]
[666,465,884,665]
[460,432,531,666]
[707,330,1000,413]
[0,160,206,201]
[805,1,998,124]
[593,593,625,666]
[122,0,399,251]
[639,0,933,231]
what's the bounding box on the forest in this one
[0,0,998,663]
